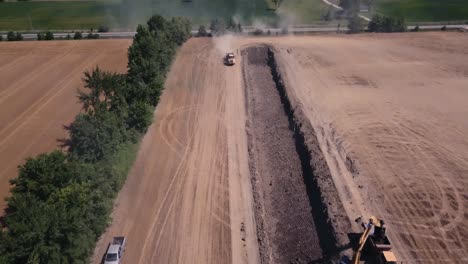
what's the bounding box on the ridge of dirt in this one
[267,47,353,255]
[242,45,353,264]
[243,45,322,264]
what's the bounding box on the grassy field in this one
[375,0,468,22]
[0,0,331,31]
[0,1,121,31]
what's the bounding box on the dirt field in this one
[269,32,468,263]
[92,32,467,264]
[92,38,260,264]
[0,39,131,209]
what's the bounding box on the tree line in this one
[0,31,101,42]
[0,15,191,264]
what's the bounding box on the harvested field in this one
[269,32,468,263]
[0,39,131,210]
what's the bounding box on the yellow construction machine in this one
[352,216,398,264]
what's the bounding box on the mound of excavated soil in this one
[244,46,326,264]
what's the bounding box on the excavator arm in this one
[352,223,373,264]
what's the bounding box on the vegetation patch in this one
[0,0,336,31]
[375,0,468,22]
[0,1,120,31]
[0,15,191,264]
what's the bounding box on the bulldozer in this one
[351,216,398,264]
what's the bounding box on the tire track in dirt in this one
[266,33,468,263]
[92,39,246,264]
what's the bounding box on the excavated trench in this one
[243,46,350,264]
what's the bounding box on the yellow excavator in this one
[352,216,398,264]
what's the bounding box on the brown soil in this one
[0,39,131,210]
[270,32,468,263]
[243,46,324,264]
[91,32,468,264]
[92,38,260,264]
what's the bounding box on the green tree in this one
[237,23,243,33]
[127,25,175,94]
[98,25,109,32]
[37,32,44,40]
[347,15,364,33]
[197,25,207,37]
[127,101,154,133]
[79,67,127,116]
[167,17,191,45]
[9,152,71,201]
[368,14,406,32]
[210,19,226,36]
[227,17,237,32]
[7,31,15,41]
[73,31,82,40]
[45,31,54,40]
[69,112,131,163]
[15,32,23,41]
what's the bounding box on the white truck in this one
[224,52,236,66]
[104,236,126,264]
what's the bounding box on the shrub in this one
[73,31,82,40]
[66,33,72,40]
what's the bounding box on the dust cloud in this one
[213,34,235,55]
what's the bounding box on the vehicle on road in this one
[224,52,236,66]
[104,236,126,264]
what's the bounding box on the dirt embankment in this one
[243,45,352,264]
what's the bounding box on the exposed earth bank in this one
[243,45,352,264]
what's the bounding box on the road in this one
[92,38,259,264]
